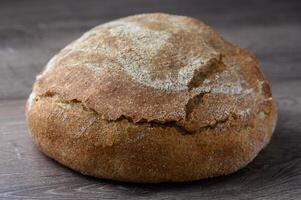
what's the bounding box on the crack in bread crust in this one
[32,13,270,124]
[35,92,242,135]
[187,55,225,90]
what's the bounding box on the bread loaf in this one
[26,13,277,183]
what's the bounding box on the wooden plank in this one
[0,80,300,199]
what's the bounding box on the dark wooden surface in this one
[0,0,300,199]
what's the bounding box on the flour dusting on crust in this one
[27,91,36,111]
[31,13,275,124]
[37,17,221,91]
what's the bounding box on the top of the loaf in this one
[31,13,273,131]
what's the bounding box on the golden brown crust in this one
[26,13,277,183]
[26,94,276,183]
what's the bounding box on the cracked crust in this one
[26,13,277,183]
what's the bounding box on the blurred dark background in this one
[0,0,300,100]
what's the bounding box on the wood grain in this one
[0,0,301,199]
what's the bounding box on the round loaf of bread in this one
[26,13,277,183]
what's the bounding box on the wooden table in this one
[0,0,300,199]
